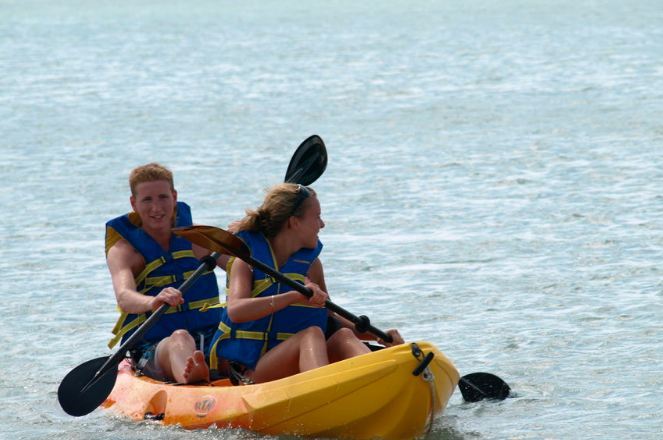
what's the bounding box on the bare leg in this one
[156,329,210,384]
[326,328,371,363]
[251,326,328,383]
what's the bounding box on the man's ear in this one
[130,195,136,212]
[172,189,178,202]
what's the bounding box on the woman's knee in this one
[300,326,326,342]
[329,327,357,343]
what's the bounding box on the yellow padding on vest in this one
[105,226,122,256]
[105,213,142,256]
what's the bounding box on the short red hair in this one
[129,163,174,196]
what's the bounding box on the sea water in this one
[1,1,661,439]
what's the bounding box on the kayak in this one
[102,341,459,439]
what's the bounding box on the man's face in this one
[130,180,177,233]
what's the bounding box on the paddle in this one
[58,135,329,417]
[172,225,394,342]
[459,372,510,402]
[284,135,327,185]
[58,253,220,416]
[173,226,512,402]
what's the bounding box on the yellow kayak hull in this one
[103,341,459,439]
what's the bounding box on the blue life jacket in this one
[209,230,327,370]
[106,202,220,349]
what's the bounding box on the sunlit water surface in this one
[1,1,661,439]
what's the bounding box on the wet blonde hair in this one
[129,163,174,196]
[237,183,316,238]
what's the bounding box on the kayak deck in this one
[103,341,459,439]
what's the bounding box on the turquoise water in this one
[1,1,661,439]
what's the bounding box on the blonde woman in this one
[209,184,402,383]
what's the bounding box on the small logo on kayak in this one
[194,396,216,418]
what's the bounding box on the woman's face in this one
[297,196,325,249]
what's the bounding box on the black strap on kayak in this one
[410,343,437,435]
[411,343,435,376]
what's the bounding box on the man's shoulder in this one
[107,236,140,260]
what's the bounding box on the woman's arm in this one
[307,258,327,290]
[225,258,324,323]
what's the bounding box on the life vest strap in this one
[108,314,146,349]
[250,272,306,297]
[107,294,220,349]
[214,321,294,344]
[142,269,213,290]
[135,250,197,287]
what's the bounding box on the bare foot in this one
[182,350,210,384]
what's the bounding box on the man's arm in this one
[192,243,230,271]
[107,239,182,313]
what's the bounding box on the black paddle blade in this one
[58,356,118,417]
[285,135,327,185]
[173,225,250,261]
[459,372,511,402]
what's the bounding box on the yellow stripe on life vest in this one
[111,311,128,334]
[188,296,220,311]
[210,321,231,370]
[108,314,146,349]
[135,257,166,287]
[143,269,213,290]
[286,273,306,283]
[236,330,268,340]
[134,249,195,288]
[251,278,274,297]
[144,274,176,287]
[172,250,195,260]
[250,273,306,297]
[108,294,220,349]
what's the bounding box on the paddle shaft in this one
[82,252,220,391]
[246,256,393,342]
